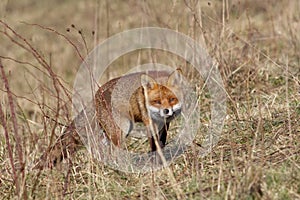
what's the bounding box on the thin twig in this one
[0,60,22,196]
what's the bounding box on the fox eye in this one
[169,97,176,103]
[152,100,161,105]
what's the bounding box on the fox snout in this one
[163,108,171,115]
[161,108,173,118]
[160,103,182,118]
[147,103,181,123]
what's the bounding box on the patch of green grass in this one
[264,163,300,200]
[1,0,300,199]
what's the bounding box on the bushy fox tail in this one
[32,102,99,170]
[32,96,114,170]
[32,123,83,170]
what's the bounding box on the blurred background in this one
[0,0,299,199]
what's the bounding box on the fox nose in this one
[163,109,169,115]
[161,108,173,117]
[163,108,173,116]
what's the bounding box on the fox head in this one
[141,69,183,124]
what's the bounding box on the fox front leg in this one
[148,133,160,152]
[146,122,169,152]
[150,122,169,151]
[143,119,160,152]
[158,122,170,148]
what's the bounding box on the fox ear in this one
[167,68,183,86]
[141,74,157,90]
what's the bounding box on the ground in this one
[0,0,299,199]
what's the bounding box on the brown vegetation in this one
[0,0,299,199]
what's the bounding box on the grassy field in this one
[0,0,299,199]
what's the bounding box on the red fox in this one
[34,69,183,169]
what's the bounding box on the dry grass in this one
[0,0,299,199]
